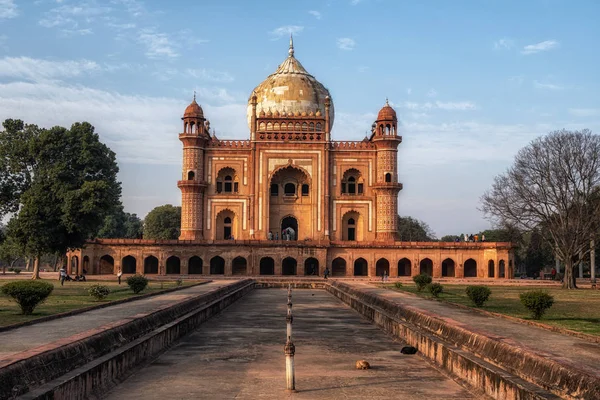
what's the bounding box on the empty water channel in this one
[103,288,475,399]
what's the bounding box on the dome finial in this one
[289,34,294,57]
[385,97,389,106]
[193,90,196,101]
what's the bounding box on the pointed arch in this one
[144,255,158,274]
[376,258,390,276]
[419,258,433,276]
[398,258,411,276]
[332,257,346,276]
[210,256,225,274]
[304,257,319,276]
[260,257,275,275]
[354,258,368,276]
[166,256,181,274]
[464,258,477,277]
[188,256,203,274]
[122,255,136,274]
[442,258,455,277]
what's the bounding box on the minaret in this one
[178,94,209,240]
[372,99,403,241]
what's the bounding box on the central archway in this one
[419,258,433,276]
[464,258,477,277]
[166,256,181,274]
[281,216,298,241]
[144,256,158,274]
[304,257,319,276]
[442,258,455,277]
[376,258,390,276]
[332,258,347,276]
[122,255,136,274]
[488,260,495,278]
[354,258,368,276]
[188,256,203,274]
[210,256,225,274]
[282,257,297,275]
[260,257,275,275]
[100,255,114,274]
[232,257,247,275]
[398,258,411,276]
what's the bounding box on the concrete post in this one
[284,285,296,392]
[591,240,596,281]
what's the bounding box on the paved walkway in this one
[104,289,475,399]
[346,283,600,378]
[0,281,235,361]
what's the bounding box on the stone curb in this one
[0,280,211,333]
[383,285,600,345]
[331,281,600,399]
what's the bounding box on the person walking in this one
[59,267,67,286]
[117,268,123,285]
[324,267,330,280]
[551,267,557,281]
[382,270,388,283]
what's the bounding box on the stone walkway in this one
[345,282,600,378]
[104,289,475,399]
[0,281,234,361]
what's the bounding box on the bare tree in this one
[481,129,600,289]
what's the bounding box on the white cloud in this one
[138,30,179,59]
[399,100,477,111]
[185,68,234,83]
[269,25,303,39]
[493,38,513,50]
[39,3,112,28]
[61,28,93,36]
[426,88,438,97]
[521,40,559,55]
[337,37,355,50]
[0,57,101,81]
[533,80,563,90]
[308,10,321,19]
[406,88,412,95]
[0,80,248,165]
[569,108,600,117]
[0,0,18,19]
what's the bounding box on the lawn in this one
[387,283,600,336]
[0,279,202,327]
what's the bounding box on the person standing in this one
[324,267,330,280]
[59,267,67,286]
[464,233,468,242]
[117,268,123,285]
[382,270,388,282]
[551,267,557,280]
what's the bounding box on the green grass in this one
[387,283,600,336]
[0,279,201,327]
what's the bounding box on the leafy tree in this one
[482,129,600,288]
[397,216,436,241]
[0,229,23,274]
[524,228,553,277]
[96,206,143,239]
[0,120,121,279]
[440,235,460,242]
[143,205,181,240]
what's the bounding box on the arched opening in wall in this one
[282,257,297,276]
[499,260,506,278]
[419,258,433,276]
[332,258,346,276]
[187,171,195,180]
[188,256,203,274]
[464,259,477,277]
[70,256,79,275]
[376,258,390,276]
[166,256,181,274]
[144,256,158,274]
[385,173,392,183]
[122,255,136,274]
[284,183,296,196]
[341,168,362,195]
[232,257,247,275]
[216,209,236,240]
[281,216,298,241]
[398,258,411,276]
[99,255,114,275]
[301,184,309,196]
[82,256,90,274]
[342,211,362,241]
[260,257,275,275]
[354,258,368,276]
[304,257,319,276]
[488,260,495,278]
[442,258,455,277]
[216,167,238,194]
[210,256,225,274]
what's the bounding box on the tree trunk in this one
[31,256,41,280]
[53,253,61,272]
[562,259,578,289]
[26,257,32,271]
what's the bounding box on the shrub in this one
[13,268,21,274]
[1,281,54,315]
[428,282,443,298]
[520,290,554,319]
[466,285,491,307]
[413,274,432,291]
[394,282,403,289]
[176,278,183,287]
[127,274,149,294]
[88,284,111,301]
[7,267,14,272]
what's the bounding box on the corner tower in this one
[178,96,209,240]
[372,100,403,240]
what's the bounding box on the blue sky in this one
[1,0,599,236]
